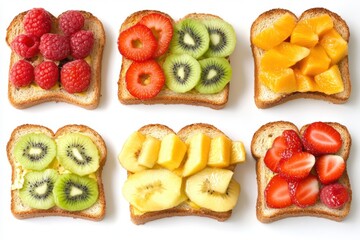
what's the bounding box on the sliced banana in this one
[185,167,240,212]
[118,132,147,173]
[122,168,183,212]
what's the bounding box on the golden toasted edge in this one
[7,124,107,221]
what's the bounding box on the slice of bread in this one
[6,124,107,221]
[6,10,105,109]
[125,123,239,224]
[118,10,231,109]
[251,8,351,108]
[251,121,352,223]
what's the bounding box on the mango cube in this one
[138,136,161,168]
[299,45,331,76]
[314,65,344,95]
[290,22,319,48]
[207,135,232,168]
[157,134,187,170]
[320,28,348,64]
[259,68,297,93]
[294,69,318,92]
[302,14,334,36]
[230,141,246,164]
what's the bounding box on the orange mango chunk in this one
[314,65,344,95]
[319,28,348,64]
[298,45,331,76]
[294,69,318,92]
[261,42,310,70]
[290,22,319,48]
[302,14,334,36]
[259,68,297,93]
[252,13,297,50]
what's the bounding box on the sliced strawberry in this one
[283,130,302,152]
[320,183,349,209]
[139,13,173,58]
[289,174,319,207]
[265,174,292,208]
[302,122,342,155]
[125,60,165,99]
[316,155,345,184]
[118,24,157,61]
[279,152,315,180]
[264,147,283,173]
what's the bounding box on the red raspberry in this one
[39,33,70,61]
[23,8,52,38]
[10,60,34,87]
[60,59,91,93]
[34,61,59,90]
[70,30,94,59]
[10,34,40,58]
[59,10,85,36]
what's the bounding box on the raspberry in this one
[59,10,85,36]
[10,34,40,58]
[70,30,94,59]
[10,60,34,88]
[34,61,59,90]
[39,33,70,61]
[61,59,91,93]
[23,8,52,38]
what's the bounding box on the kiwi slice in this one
[53,173,99,211]
[14,133,57,170]
[169,19,210,59]
[56,133,100,176]
[195,57,232,94]
[163,54,201,93]
[19,169,58,209]
[201,18,236,57]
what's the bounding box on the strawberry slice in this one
[288,174,319,207]
[264,147,284,173]
[139,13,173,58]
[279,152,315,180]
[302,122,342,156]
[316,155,345,184]
[118,24,157,61]
[265,174,292,208]
[125,60,165,99]
[320,183,349,209]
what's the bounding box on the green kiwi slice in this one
[201,18,236,57]
[163,54,201,93]
[19,169,58,209]
[195,57,232,94]
[56,133,99,176]
[53,173,98,211]
[14,133,57,170]
[169,19,210,59]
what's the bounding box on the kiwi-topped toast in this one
[117,10,236,109]
[7,124,107,221]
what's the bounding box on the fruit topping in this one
[265,174,292,208]
[288,174,319,207]
[316,154,345,184]
[10,60,34,88]
[279,152,315,180]
[60,59,91,93]
[39,33,71,61]
[10,34,40,58]
[320,183,349,209]
[157,133,187,170]
[34,61,59,90]
[59,10,85,36]
[314,65,344,95]
[125,60,165,99]
[70,30,94,59]
[23,8,52,38]
[207,135,232,168]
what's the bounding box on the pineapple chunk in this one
[320,28,348,64]
[298,45,331,76]
[252,13,297,50]
[207,135,232,168]
[259,68,297,93]
[314,65,344,95]
[294,69,318,92]
[230,141,246,164]
[138,136,161,168]
[302,14,334,36]
[290,22,319,48]
[157,134,187,170]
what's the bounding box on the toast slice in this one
[123,123,242,224]
[118,10,231,109]
[251,121,352,223]
[251,8,351,108]
[7,124,107,220]
[6,10,105,109]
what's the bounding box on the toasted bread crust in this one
[118,10,231,110]
[251,8,351,109]
[251,121,352,223]
[7,124,107,221]
[6,10,105,109]
[126,123,236,224]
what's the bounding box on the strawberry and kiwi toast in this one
[117,10,237,109]
[6,8,105,109]
[251,121,351,222]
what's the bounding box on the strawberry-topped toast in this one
[117,10,237,109]
[251,121,351,222]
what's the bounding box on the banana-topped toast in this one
[7,124,107,220]
[118,123,246,224]
[118,10,237,109]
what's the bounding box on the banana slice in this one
[122,168,183,212]
[185,167,240,212]
[118,132,147,173]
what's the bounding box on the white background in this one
[0,0,359,239]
